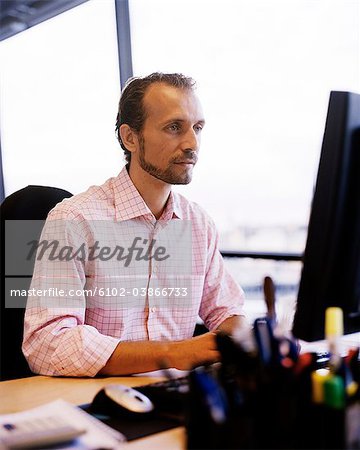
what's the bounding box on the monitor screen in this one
[292,90,360,342]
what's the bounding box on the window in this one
[1,0,358,309]
[128,0,359,306]
[128,0,360,254]
[0,0,121,197]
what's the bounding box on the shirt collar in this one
[161,191,183,220]
[112,166,183,221]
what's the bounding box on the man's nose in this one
[182,128,200,152]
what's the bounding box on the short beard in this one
[138,135,195,185]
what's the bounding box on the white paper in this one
[0,399,126,449]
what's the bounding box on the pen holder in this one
[185,336,360,450]
[186,366,256,450]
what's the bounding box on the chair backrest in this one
[0,185,73,380]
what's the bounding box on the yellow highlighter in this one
[325,307,343,372]
[311,368,331,404]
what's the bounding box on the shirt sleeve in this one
[198,218,245,331]
[22,208,120,377]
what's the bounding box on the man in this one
[23,73,246,377]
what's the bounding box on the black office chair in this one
[0,185,73,380]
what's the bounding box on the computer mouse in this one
[91,384,154,418]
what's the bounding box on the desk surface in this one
[2,333,359,449]
[0,375,185,449]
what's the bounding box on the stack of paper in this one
[0,399,126,449]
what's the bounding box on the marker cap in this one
[324,375,345,409]
[311,368,331,404]
[325,307,343,338]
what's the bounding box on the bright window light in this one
[129,0,360,253]
[0,0,122,197]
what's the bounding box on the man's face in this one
[134,82,205,185]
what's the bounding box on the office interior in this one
[0,1,359,449]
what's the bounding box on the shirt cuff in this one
[51,327,120,377]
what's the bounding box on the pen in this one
[263,276,276,325]
[192,369,228,424]
[311,368,331,403]
[345,347,360,384]
[253,317,274,366]
[323,374,345,409]
[293,352,314,376]
[337,355,359,397]
[325,307,343,373]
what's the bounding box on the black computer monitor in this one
[292,90,360,342]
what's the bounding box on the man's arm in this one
[98,332,220,375]
[216,315,249,335]
[23,212,120,377]
[99,317,250,376]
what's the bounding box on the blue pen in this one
[253,317,299,368]
[192,370,228,424]
[253,317,275,365]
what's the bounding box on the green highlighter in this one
[324,374,345,409]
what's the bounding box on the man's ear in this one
[119,124,139,154]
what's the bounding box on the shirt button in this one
[153,266,158,273]
[150,307,156,313]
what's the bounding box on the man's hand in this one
[168,332,220,370]
[98,332,220,376]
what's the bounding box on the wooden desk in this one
[0,376,186,449]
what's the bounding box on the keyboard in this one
[135,376,190,420]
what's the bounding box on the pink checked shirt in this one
[23,166,244,376]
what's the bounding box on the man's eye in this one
[194,124,203,133]
[168,123,181,132]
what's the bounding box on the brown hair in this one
[115,72,196,163]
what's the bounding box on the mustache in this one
[171,151,198,164]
